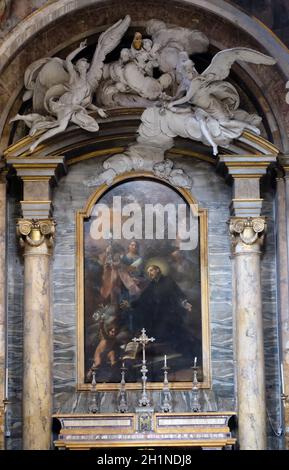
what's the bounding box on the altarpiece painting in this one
[77,176,210,390]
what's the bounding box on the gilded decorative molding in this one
[229,217,266,248]
[16,218,56,248]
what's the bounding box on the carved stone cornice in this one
[17,219,56,248]
[218,154,277,178]
[229,217,266,251]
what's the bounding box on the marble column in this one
[4,153,64,449]
[0,173,6,450]
[230,217,267,450]
[17,219,55,450]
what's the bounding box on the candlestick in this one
[88,368,99,413]
[117,361,128,413]
[190,359,201,412]
[161,356,172,413]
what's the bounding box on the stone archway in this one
[0,0,288,153]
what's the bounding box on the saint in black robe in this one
[129,274,201,361]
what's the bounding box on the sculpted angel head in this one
[178,51,189,62]
[120,48,131,64]
[184,59,198,79]
[75,58,90,74]
[142,39,153,52]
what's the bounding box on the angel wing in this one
[202,47,276,82]
[87,15,131,91]
[22,16,130,113]
[23,57,69,114]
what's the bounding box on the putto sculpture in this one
[11,15,276,156]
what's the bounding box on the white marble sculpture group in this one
[11,15,276,168]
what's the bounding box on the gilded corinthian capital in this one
[229,217,266,248]
[17,219,56,248]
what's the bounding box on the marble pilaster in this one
[0,173,6,450]
[17,219,55,450]
[278,156,289,449]
[230,217,267,449]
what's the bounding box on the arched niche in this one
[0,0,288,156]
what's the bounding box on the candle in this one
[164,355,167,367]
[194,356,197,367]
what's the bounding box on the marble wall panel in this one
[261,181,283,450]
[6,195,23,450]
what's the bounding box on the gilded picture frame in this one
[77,172,211,390]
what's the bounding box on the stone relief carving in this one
[153,159,192,188]
[163,48,276,155]
[96,35,172,108]
[17,218,56,248]
[11,15,131,152]
[11,15,276,157]
[84,117,192,191]
[96,20,209,108]
[229,217,266,247]
[84,146,192,191]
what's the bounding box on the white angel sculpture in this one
[166,47,276,155]
[11,16,131,152]
[96,19,209,108]
[146,19,209,74]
